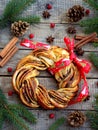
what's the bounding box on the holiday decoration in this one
[66,5,85,22]
[29,33,34,39]
[11,21,30,37]
[67,111,86,127]
[12,37,91,109]
[49,113,55,119]
[46,35,55,44]
[0,0,40,28]
[85,9,90,15]
[80,0,98,33]
[42,11,51,18]
[50,23,55,28]
[0,89,36,130]
[89,52,98,69]
[67,26,76,34]
[8,90,14,96]
[86,95,98,130]
[46,3,52,10]
[7,67,13,73]
[49,117,65,130]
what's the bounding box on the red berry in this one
[49,113,55,119]
[29,33,34,39]
[50,23,55,28]
[7,67,12,72]
[85,9,90,15]
[8,90,14,96]
[46,4,52,10]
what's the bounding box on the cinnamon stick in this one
[0,46,18,67]
[75,35,98,42]
[74,32,97,49]
[0,37,19,58]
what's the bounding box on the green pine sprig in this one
[93,42,98,47]
[83,0,98,10]
[0,89,36,130]
[49,117,65,130]
[89,52,98,68]
[86,95,98,130]
[0,0,40,28]
[80,0,98,34]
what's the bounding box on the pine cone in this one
[66,5,85,22]
[46,35,55,44]
[67,111,86,127]
[67,26,76,34]
[11,21,30,37]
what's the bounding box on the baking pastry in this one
[12,46,81,109]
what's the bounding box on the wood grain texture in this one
[0,0,97,130]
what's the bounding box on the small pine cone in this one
[46,35,55,44]
[67,26,76,34]
[11,20,30,37]
[66,5,85,22]
[67,111,86,127]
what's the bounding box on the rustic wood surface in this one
[0,0,97,130]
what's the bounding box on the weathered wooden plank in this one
[0,50,98,78]
[2,109,92,130]
[0,24,98,52]
[1,77,98,110]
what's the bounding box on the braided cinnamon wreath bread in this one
[12,46,81,109]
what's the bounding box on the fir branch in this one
[8,104,37,123]
[80,17,98,27]
[0,0,40,28]
[0,89,7,106]
[0,109,4,129]
[2,0,36,20]
[6,109,30,130]
[93,42,98,47]
[86,95,98,130]
[14,16,40,24]
[49,117,65,130]
[0,89,36,130]
[83,0,98,10]
[89,52,98,68]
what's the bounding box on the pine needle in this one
[49,117,65,130]
[80,0,98,34]
[89,52,98,68]
[15,16,40,24]
[0,89,36,130]
[93,42,98,47]
[0,0,40,28]
[86,95,98,130]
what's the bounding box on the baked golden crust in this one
[12,46,81,109]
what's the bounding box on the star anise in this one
[42,11,51,18]
[46,35,55,44]
[75,47,84,56]
[67,26,76,34]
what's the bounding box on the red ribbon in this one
[20,37,91,104]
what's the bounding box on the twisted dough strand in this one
[12,46,81,109]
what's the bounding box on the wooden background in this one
[0,0,98,130]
